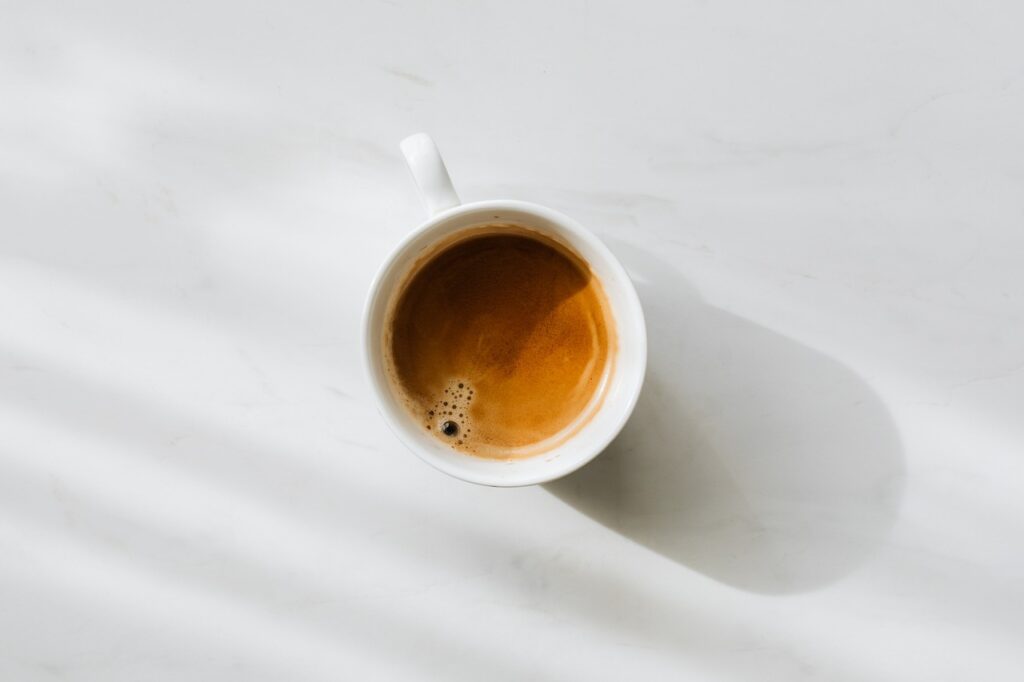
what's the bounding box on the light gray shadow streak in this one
[0,457,555,682]
[1,353,880,680]
[0,460,878,682]
[0,356,559,682]
[547,241,906,594]
[0,24,400,369]
[0,576,315,682]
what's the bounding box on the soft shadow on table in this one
[546,242,906,594]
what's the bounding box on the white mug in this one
[362,133,647,486]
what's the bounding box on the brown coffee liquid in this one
[386,228,612,459]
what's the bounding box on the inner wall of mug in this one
[366,201,646,486]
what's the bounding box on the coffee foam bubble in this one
[423,379,476,449]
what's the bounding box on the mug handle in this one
[400,133,461,216]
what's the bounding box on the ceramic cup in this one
[363,133,646,486]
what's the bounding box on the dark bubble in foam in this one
[425,382,475,444]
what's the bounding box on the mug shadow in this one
[546,241,906,594]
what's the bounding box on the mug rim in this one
[362,199,647,486]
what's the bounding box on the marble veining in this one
[1,1,1022,680]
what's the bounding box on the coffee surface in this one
[386,229,612,458]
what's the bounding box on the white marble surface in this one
[2,1,1023,679]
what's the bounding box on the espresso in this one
[385,228,613,459]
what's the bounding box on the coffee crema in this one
[384,226,614,459]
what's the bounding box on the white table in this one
[3,2,1022,679]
